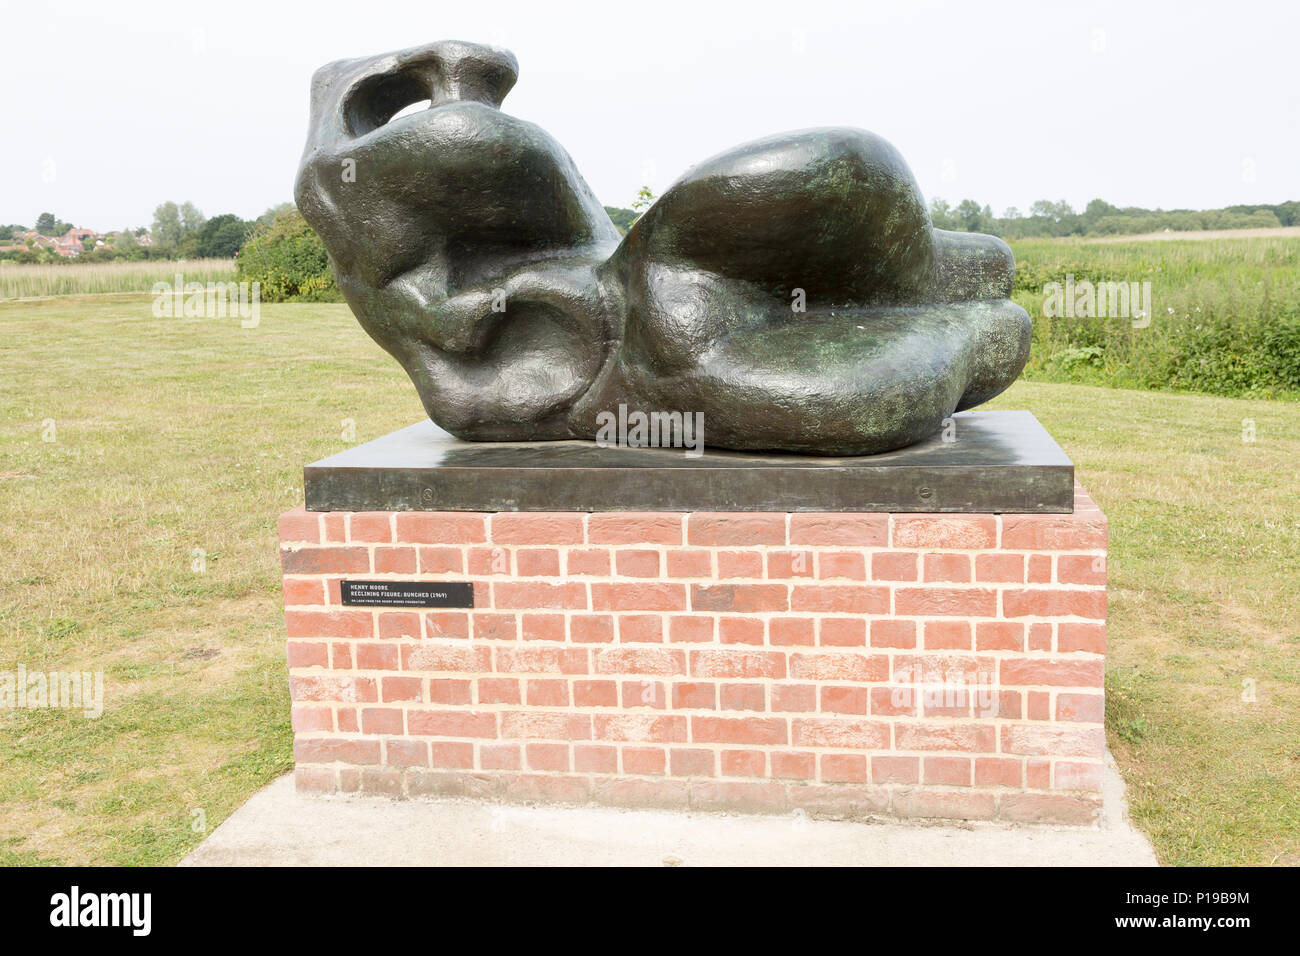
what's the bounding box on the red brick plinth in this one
[280,484,1107,825]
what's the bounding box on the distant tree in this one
[866,195,1295,240]
[151,201,206,256]
[115,229,139,257]
[196,213,250,257]
[604,206,637,235]
[929,198,958,230]
[1092,215,1130,235]
[175,203,206,258]
[152,202,183,251]
[926,199,1002,235]
[954,199,978,228]
[257,202,297,228]
[30,213,71,236]
[954,199,994,233]
[630,186,656,225]
[180,201,206,235]
[1029,200,1057,220]
[1022,200,1081,236]
[1083,199,1120,229]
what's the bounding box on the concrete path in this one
[182,752,1156,866]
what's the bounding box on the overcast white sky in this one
[2,0,1296,230]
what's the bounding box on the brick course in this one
[280,483,1107,824]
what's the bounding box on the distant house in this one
[1,226,133,258]
[47,227,105,257]
[11,230,64,252]
[55,234,83,258]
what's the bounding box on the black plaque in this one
[340,580,474,608]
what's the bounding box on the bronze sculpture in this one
[295,40,1030,455]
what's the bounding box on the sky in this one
[2,0,1296,231]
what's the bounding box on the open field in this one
[1009,235,1300,399]
[1,294,1297,865]
[0,259,236,300]
[1083,226,1300,243]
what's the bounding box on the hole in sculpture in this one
[387,99,432,124]
[344,69,432,136]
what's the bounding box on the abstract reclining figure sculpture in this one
[295,40,1031,455]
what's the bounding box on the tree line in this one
[929,197,1299,239]
[0,202,297,263]
[7,190,1295,268]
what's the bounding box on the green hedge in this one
[235,210,341,302]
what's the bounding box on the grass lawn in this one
[1,294,1297,865]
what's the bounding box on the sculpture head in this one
[295,40,621,439]
[296,40,1031,455]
